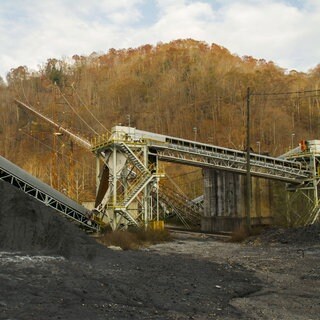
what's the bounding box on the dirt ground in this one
[147,231,320,320]
[0,180,319,319]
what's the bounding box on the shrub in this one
[97,228,172,250]
[133,228,172,244]
[98,230,139,250]
[230,227,250,243]
[230,225,265,243]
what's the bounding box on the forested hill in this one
[0,39,319,199]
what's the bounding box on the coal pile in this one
[0,180,103,259]
[0,181,265,320]
[256,224,320,245]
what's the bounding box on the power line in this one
[56,85,99,135]
[169,169,202,179]
[252,94,320,102]
[70,83,111,134]
[289,94,320,99]
[18,130,95,172]
[251,89,320,97]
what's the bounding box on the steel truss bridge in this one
[2,99,319,230]
[91,126,319,229]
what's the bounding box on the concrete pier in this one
[201,169,272,232]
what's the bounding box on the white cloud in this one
[127,1,220,49]
[140,0,320,71]
[210,1,319,70]
[0,0,319,80]
[147,1,215,40]
[0,0,145,78]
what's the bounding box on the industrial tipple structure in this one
[0,99,319,232]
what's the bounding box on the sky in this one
[0,0,319,80]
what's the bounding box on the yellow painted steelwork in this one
[148,220,165,231]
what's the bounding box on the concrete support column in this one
[202,169,243,231]
[202,168,272,232]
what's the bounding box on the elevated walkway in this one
[0,156,100,232]
[93,126,310,183]
[149,138,309,183]
[13,100,319,230]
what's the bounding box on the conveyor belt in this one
[148,138,309,183]
[94,126,310,183]
[0,156,99,231]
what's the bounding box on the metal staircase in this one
[97,162,158,228]
[120,171,156,208]
[115,209,140,227]
[118,142,147,172]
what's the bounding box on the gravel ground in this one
[0,180,319,319]
[148,231,320,320]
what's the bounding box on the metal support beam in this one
[11,98,320,231]
[246,87,251,229]
[0,156,99,231]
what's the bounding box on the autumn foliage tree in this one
[0,39,319,200]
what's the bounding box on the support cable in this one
[252,89,320,96]
[55,85,99,135]
[70,83,111,134]
[17,131,95,172]
[164,172,190,199]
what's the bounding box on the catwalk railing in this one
[148,138,309,183]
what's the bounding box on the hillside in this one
[0,39,319,201]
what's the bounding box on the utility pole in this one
[246,87,251,230]
[193,127,198,141]
[291,133,295,149]
[256,141,261,154]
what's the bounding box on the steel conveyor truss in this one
[91,126,319,229]
[149,138,309,183]
[10,97,320,231]
[12,98,317,229]
[0,156,100,232]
